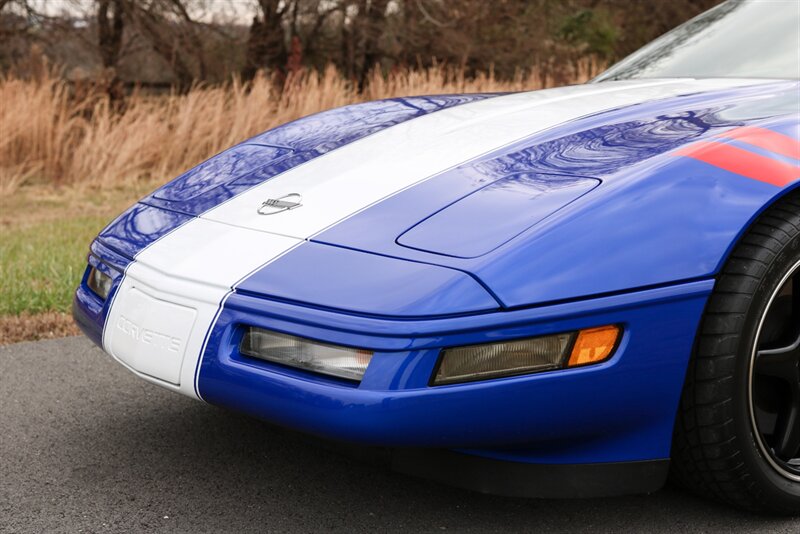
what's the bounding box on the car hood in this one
[105,78,799,316]
[190,79,766,238]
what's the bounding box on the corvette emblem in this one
[257,193,303,215]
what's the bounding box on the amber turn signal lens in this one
[568,325,620,367]
[433,325,622,386]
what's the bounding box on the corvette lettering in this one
[116,315,182,353]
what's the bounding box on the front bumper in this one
[74,243,712,468]
[200,279,712,465]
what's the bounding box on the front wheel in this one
[671,190,800,514]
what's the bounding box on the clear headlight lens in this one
[86,266,113,300]
[433,333,573,385]
[240,327,373,382]
[433,325,620,386]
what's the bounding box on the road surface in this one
[1,337,798,533]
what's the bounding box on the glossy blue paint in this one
[236,242,500,317]
[96,202,192,264]
[757,119,800,140]
[312,82,800,308]
[83,93,497,337]
[197,280,713,463]
[142,94,495,217]
[72,271,105,347]
[72,78,800,473]
[153,144,292,203]
[90,94,494,270]
[72,243,126,345]
[396,174,600,258]
[724,138,800,166]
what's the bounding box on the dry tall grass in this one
[0,62,601,196]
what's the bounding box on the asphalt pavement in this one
[1,337,799,533]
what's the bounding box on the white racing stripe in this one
[102,78,768,399]
[201,78,763,238]
[103,221,301,396]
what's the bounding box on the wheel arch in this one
[671,180,800,436]
[668,182,800,513]
[713,180,800,279]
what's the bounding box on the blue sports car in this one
[74,0,800,513]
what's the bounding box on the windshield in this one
[595,0,800,81]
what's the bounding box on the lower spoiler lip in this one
[264,434,671,498]
[391,449,669,499]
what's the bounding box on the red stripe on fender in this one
[675,141,800,187]
[719,126,800,160]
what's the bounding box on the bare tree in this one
[97,0,124,104]
[1,0,728,91]
[118,0,207,92]
[243,0,288,80]
[357,0,387,89]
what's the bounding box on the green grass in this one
[0,216,110,315]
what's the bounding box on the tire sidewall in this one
[733,230,800,504]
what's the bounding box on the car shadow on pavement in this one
[3,337,798,533]
[68,391,799,533]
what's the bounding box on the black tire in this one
[671,189,800,515]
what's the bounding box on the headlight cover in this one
[432,325,620,386]
[86,266,113,300]
[240,327,373,382]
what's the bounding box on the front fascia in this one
[74,93,501,390]
[196,279,714,464]
[76,78,796,440]
[71,79,789,467]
